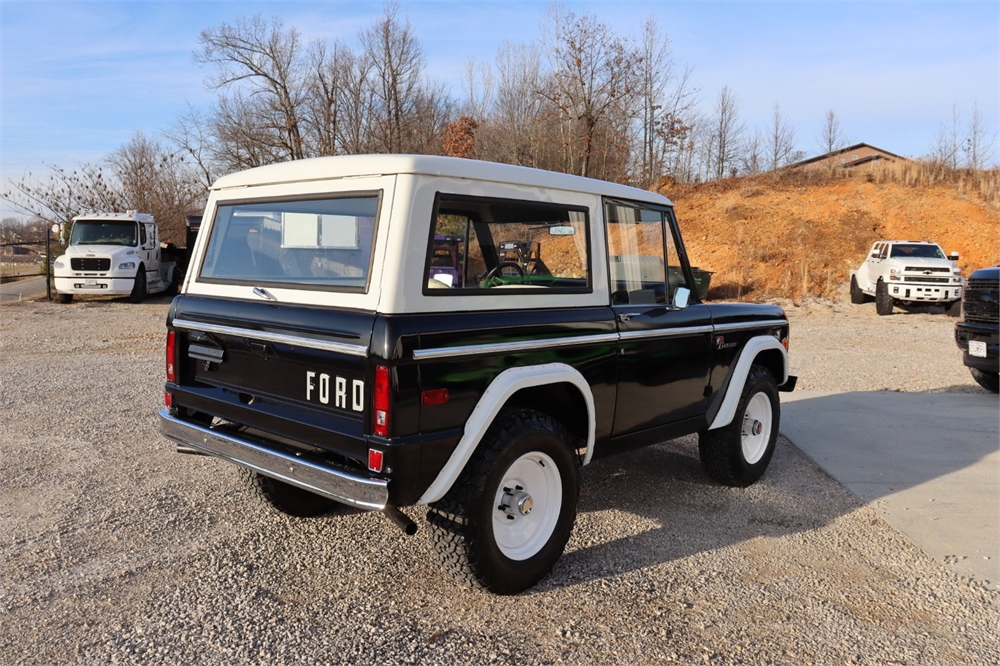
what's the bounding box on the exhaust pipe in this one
[383,505,417,536]
[176,445,209,456]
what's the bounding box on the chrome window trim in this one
[172,319,369,357]
[413,333,620,360]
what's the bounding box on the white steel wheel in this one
[741,391,773,465]
[492,451,562,561]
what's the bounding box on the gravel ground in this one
[1,295,997,665]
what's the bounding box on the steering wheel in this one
[480,262,524,287]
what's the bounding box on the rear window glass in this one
[424,194,590,293]
[199,194,380,291]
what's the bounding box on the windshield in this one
[69,220,138,246]
[199,194,380,292]
[890,244,945,259]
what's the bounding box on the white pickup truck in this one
[850,240,963,316]
[52,211,180,304]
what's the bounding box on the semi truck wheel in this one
[698,364,779,487]
[130,267,147,303]
[427,407,579,595]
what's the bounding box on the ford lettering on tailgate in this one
[306,371,365,412]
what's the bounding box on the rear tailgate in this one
[166,295,374,464]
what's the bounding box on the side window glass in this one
[139,223,147,246]
[425,195,590,292]
[605,203,669,305]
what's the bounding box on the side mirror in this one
[672,286,690,309]
[51,223,61,234]
[949,252,960,261]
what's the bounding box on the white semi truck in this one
[52,211,181,304]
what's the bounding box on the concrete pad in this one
[780,390,999,590]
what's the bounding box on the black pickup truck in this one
[955,265,999,393]
[159,155,796,594]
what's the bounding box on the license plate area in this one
[969,340,987,358]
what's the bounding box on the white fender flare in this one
[416,363,596,505]
[708,336,788,431]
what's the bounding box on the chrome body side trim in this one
[711,319,788,333]
[158,409,387,510]
[171,318,369,357]
[618,325,714,341]
[412,332,620,360]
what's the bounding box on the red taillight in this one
[164,392,173,408]
[166,331,176,382]
[373,365,390,437]
[421,388,449,406]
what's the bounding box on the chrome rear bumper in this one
[158,409,388,510]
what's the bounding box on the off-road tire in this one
[57,293,73,304]
[875,279,893,316]
[970,367,1000,394]
[698,364,779,487]
[850,275,869,304]
[946,299,962,317]
[239,468,338,517]
[427,407,579,595]
[130,267,147,304]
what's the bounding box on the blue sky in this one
[1,0,997,217]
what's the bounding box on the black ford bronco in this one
[159,155,797,594]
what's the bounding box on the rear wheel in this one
[699,364,779,487]
[130,267,147,303]
[875,279,893,316]
[427,407,579,594]
[850,275,869,304]
[970,368,999,394]
[239,468,338,517]
[57,293,73,304]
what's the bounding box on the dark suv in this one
[159,155,797,594]
[955,266,999,393]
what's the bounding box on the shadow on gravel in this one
[534,434,848,592]
[534,390,999,591]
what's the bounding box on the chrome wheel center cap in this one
[500,487,533,518]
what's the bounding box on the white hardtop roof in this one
[881,240,939,244]
[211,154,673,206]
[73,211,153,223]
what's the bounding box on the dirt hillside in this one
[662,174,999,301]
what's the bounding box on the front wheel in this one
[56,293,73,304]
[130,267,147,304]
[875,279,893,316]
[699,364,779,487]
[428,408,579,595]
[946,299,962,317]
[970,367,1000,394]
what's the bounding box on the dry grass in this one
[663,164,1000,302]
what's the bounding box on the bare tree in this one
[964,101,996,170]
[742,127,765,176]
[633,16,699,186]
[818,109,846,169]
[931,103,962,170]
[196,15,308,162]
[359,3,427,153]
[706,86,744,180]
[541,7,640,178]
[768,103,797,171]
